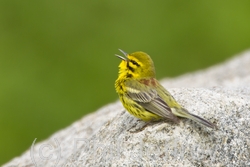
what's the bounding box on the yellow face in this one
[116,50,156,79]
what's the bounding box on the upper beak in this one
[115,49,128,61]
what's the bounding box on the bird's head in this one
[115,49,156,79]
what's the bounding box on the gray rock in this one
[4,50,250,167]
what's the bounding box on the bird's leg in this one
[128,119,163,133]
[128,122,150,133]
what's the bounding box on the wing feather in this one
[125,80,179,122]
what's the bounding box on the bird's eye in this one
[130,60,139,66]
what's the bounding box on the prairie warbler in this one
[115,49,215,129]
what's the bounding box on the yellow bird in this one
[115,49,215,129]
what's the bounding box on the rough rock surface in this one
[4,50,250,167]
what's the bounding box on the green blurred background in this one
[1,0,250,165]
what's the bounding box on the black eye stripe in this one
[127,62,134,72]
[130,60,140,66]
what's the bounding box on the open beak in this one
[115,49,128,61]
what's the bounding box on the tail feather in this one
[189,113,216,129]
[172,108,216,129]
